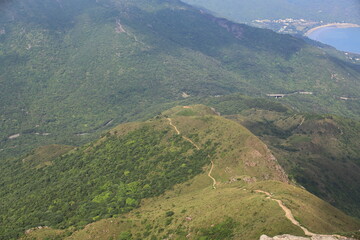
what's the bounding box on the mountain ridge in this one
[1,0,360,238]
[2,105,359,239]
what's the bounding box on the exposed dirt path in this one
[183,136,200,150]
[115,18,143,44]
[167,118,215,188]
[167,118,200,149]
[115,19,126,33]
[208,161,217,189]
[167,118,180,134]
[298,117,305,127]
[255,190,348,239]
[255,190,315,236]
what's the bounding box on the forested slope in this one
[1,0,360,158]
[9,105,358,240]
[0,105,287,238]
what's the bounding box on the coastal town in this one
[251,18,320,34]
[250,18,360,36]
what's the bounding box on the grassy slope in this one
[21,145,75,169]
[222,102,360,218]
[0,105,291,239]
[13,105,360,240]
[0,118,213,239]
[184,93,360,218]
[1,0,360,159]
[64,183,305,240]
[27,175,359,239]
[161,105,290,184]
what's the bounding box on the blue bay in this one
[308,27,360,54]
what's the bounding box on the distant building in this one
[266,94,285,98]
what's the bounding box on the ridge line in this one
[255,190,348,239]
[166,118,216,189]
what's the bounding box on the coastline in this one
[304,23,360,36]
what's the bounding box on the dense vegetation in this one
[1,105,359,239]
[198,217,237,240]
[1,0,360,238]
[49,174,359,240]
[0,122,215,239]
[1,0,360,159]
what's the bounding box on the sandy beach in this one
[305,23,360,36]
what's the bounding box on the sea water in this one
[307,27,360,54]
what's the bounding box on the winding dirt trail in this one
[167,118,180,134]
[183,136,200,150]
[167,118,200,149]
[255,190,348,239]
[255,190,315,236]
[167,118,216,188]
[208,161,217,189]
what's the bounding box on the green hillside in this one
[61,181,359,240]
[0,105,283,239]
[194,94,360,218]
[228,108,360,218]
[1,0,360,239]
[1,0,360,159]
[2,105,359,240]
